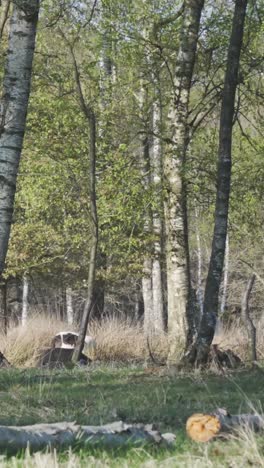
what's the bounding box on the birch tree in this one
[164,0,204,361]
[150,83,165,333]
[188,0,248,366]
[0,0,39,279]
[139,82,154,336]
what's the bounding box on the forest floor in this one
[0,366,264,466]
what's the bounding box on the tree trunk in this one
[151,85,165,333]
[138,82,155,337]
[195,205,203,318]
[142,257,153,335]
[0,0,39,279]
[188,0,248,366]
[164,0,204,361]
[0,278,7,334]
[63,47,98,362]
[241,274,257,362]
[21,273,29,326]
[0,421,175,454]
[141,149,154,336]
[66,287,74,325]
[0,0,10,38]
[96,8,116,317]
[220,232,229,315]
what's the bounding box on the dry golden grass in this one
[1,313,263,368]
[213,316,264,362]
[88,316,168,363]
[0,315,168,367]
[0,315,76,367]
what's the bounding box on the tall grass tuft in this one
[0,314,168,367]
[0,315,72,367]
[88,316,168,363]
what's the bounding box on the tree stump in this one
[37,348,91,368]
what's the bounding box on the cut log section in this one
[0,421,176,454]
[186,408,264,442]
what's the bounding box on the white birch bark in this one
[220,232,229,315]
[142,257,153,335]
[164,0,205,361]
[141,146,154,336]
[138,82,154,336]
[21,273,29,326]
[0,0,39,276]
[195,206,203,317]
[151,92,164,333]
[66,287,74,325]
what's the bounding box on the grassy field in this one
[0,365,264,466]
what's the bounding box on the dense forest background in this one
[0,0,263,363]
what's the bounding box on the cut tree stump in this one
[186,408,264,442]
[37,348,91,368]
[0,421,176,454]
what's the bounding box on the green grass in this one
[0,366,264,466]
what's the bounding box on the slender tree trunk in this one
[73,110,98,361]
[220,232,229,315]
[0,0,10,38]
[21,273,29,326]
[66,287,74,325]
[141,135,154,336]
[188,0,248,366]
[164,0,204,361]
[134,284,142,322]
[0,278,7,334]
[138,81,155,337]
[69,49,98,362]
[0,0,39,280]
[195,205,203,318]
[241,274,257,362]
[96,8,116,317]
[151,87,165,333]
[142,258,153,335]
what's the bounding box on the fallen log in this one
[186,408,264,442]
[0,421,175,454]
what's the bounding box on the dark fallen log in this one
[186,408,264,442]
[0,421,176,453]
